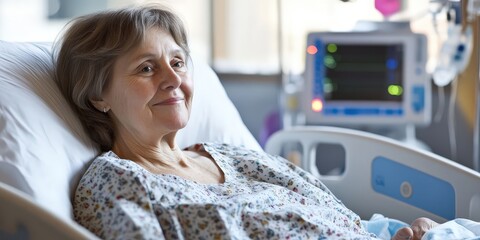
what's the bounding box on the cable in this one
[430,4,447,122]
[434,86,445,122]
[448,76,458,161]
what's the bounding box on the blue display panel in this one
[372,157,455,220]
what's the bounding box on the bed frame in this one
[265,126,480,224]
[0,182,99,240]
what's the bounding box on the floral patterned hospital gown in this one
[74,143,379,240]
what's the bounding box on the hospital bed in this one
[0,41,479,239]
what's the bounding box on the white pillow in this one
[0,41,261,220]
[0,41,98,221]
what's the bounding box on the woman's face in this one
[101,28,192,145]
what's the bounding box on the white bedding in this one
[422,219,480,240]
[363,214,480,240]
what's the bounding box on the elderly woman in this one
[55,5,438,240]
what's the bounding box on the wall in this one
[219,74,282,147]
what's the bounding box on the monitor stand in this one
[401,124,431,151]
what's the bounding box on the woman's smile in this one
[154,97,185,106]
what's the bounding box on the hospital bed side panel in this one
[265,126,480,224]
[0,181,100,240]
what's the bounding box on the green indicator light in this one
[327,44,337,53]
[324,77,333,93]
[324,55,336,69]
[388,85,403,96]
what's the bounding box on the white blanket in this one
[362,214,480,240]
[422,218,480,240]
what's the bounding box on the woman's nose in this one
[159,65,182,90]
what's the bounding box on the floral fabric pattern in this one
[74,143,379,240]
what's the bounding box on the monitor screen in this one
[322,43,404,102]
[303,32,430,125]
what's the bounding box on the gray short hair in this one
[55,5,190,151]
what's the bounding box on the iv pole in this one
[474,7,479,172]
[465,0,480,172]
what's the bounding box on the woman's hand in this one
[392,217,439,240]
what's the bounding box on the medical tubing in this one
[448,76,458,162]
[434,86,446,122]
[431,4,447,122]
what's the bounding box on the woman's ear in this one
[90,99,110,113]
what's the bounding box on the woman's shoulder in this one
[85,151,141,174]
[79,151,148,189]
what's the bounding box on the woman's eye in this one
[141,66,153,73]
[172,60,187,72]
[174,61,184,68]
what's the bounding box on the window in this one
[0,0,445,75]
[212,0,280,74]
[211,0,442,75]
[0,0,210,62]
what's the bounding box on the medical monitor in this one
[303,31,430,125]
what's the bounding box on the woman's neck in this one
[111,134,225,184]
[111,132,189,170]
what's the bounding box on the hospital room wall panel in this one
[219,73,282,146]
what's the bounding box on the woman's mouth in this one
[154,97,185,106]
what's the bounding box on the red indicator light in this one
[311,98,323,112]
[307,45,318,55]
